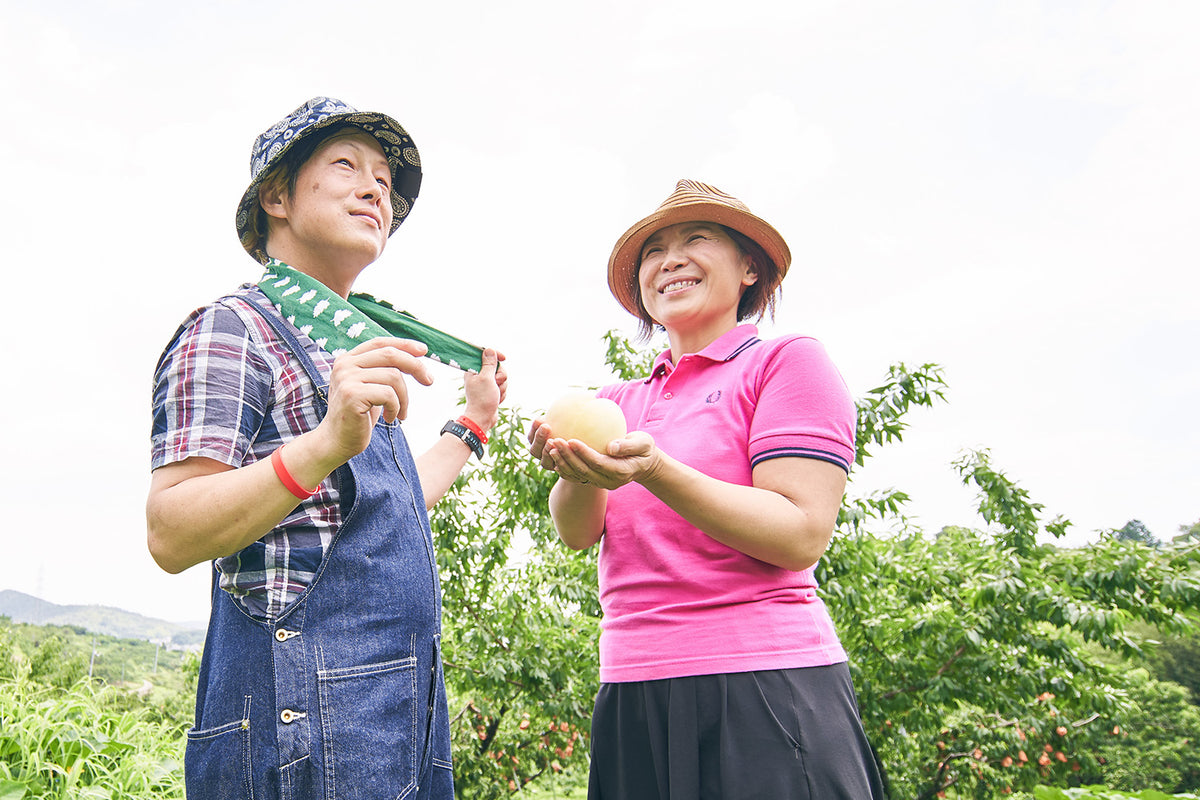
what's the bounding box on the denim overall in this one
[184,299,455,800]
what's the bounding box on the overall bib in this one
[184,299,454,800]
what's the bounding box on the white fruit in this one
[544,390,627,452]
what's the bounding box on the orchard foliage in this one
[840,362,946,532]
[825,368,1200,798]
[431,405,599,796]
[1088,668,1200,792]
[1025,788,1199,800]
[823,516,1200,798]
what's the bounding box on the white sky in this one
[1,0,1196,624]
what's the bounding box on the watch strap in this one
[441,419,485,459]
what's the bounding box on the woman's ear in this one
[742,255,759,287]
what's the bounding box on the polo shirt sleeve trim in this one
[751,444,853,474]
[745,336,857,476]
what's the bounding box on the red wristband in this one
[456,415,488,444]
[271,445,318,500]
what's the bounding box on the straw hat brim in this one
[607,201,791,317]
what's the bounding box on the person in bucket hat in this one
[234,96,424,265]
[147,97,506,799]
[530,180,885,798]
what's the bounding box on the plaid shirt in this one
[151,286,340,619]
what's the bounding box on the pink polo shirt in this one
[595,325,856,683]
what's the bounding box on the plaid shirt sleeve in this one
[151,298,275,470]
[150,290,340,619]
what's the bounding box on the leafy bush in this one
[1145,631,1200,705]
[1088,669,1200,793]
[0,675,185,799]
[826,474,1200,797]
[1023,786,1199,799]
[434,405,597,796]
[430,331,658,796]
[26,637,85,690]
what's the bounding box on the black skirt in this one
[587,663,885,800]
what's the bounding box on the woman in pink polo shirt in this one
[530,180,885,799]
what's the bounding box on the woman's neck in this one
[665,321,738,363]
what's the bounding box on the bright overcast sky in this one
[2,0,1196,624]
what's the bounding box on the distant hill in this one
[0,590,205,649]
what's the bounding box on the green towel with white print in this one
[257,259,484,372]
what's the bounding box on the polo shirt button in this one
[664,392,673,399]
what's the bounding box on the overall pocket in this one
[421,637,454,776]
[185,696,254,800]
[318,656,418,800]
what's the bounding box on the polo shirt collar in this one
[647,324,761,380]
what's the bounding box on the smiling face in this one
[636,221,759,354]
[260,130,393,295]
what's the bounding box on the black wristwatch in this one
[440,419,485,460]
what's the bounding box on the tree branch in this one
[882,645,968,700]
[915,751,971,800]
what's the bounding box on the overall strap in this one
[243,295,331,409]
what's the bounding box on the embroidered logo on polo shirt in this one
[705,390,722,404]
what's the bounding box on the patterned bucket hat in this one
[607,179,791,317]
[235,96,423,262]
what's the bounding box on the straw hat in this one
[235,97,423,262]
[607,179,791,317]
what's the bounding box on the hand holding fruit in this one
[529,391,660,490]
